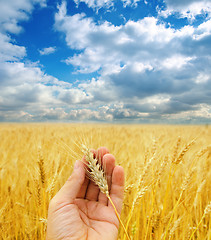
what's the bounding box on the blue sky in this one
[0,0,211,123]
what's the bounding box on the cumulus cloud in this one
[160,0,211,20]
[54,2,211,72]
[53,1,211,122]
[0,33,26,62]
[0,0,91,122]
[0,0,47,34]
[0,62,61,111]
[0,1,42,63]
[56,8,204,74]
[0,0,211,123]
[39,46,57,55]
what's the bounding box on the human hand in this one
[46,147,125,240]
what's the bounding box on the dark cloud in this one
[108,65,194,97]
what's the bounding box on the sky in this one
[0,0,211,123]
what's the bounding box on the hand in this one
[46,147,125,240]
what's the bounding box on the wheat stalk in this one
[81,144,131,240]
[189,202,211,240]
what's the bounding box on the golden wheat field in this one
[0,123,210,240]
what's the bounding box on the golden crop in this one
[0,123,210,239]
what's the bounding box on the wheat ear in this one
[81,144,131,240]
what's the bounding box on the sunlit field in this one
[0,123,210,239]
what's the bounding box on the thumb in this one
[54,160,85,204]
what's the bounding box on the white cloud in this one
[72,0,145,10]
[0,0,89,121]
[159,0,211,21]
[194,73,210,84]
[58,88,92,104]
[0,62,60,111]
[132,62,153,73]
[55,2,211,65]
[0,33,26,62]
[39,46,57,55]
[121,0,141,8]
[164,0,211,9]
[0,0,211,123]
[0,1,47,62]
[55,9,178,73]
[78,78,117,102]
[73,0,114,10]
[0,61,67,87]
[55,4,211,78]
[193,19,211,39]
[53,2,211,123]
[0,0,47,34]
[161,55,195,69]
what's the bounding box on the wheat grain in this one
[171,136,181,162]
[38,149,46,186]
[169,216,182,239]
[173,139,195,164]
[81,144,109,195]
[204,202,211,217]
[81,144,131,240]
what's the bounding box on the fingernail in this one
[74,160,80,170]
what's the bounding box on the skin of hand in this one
[46,147,125,240]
